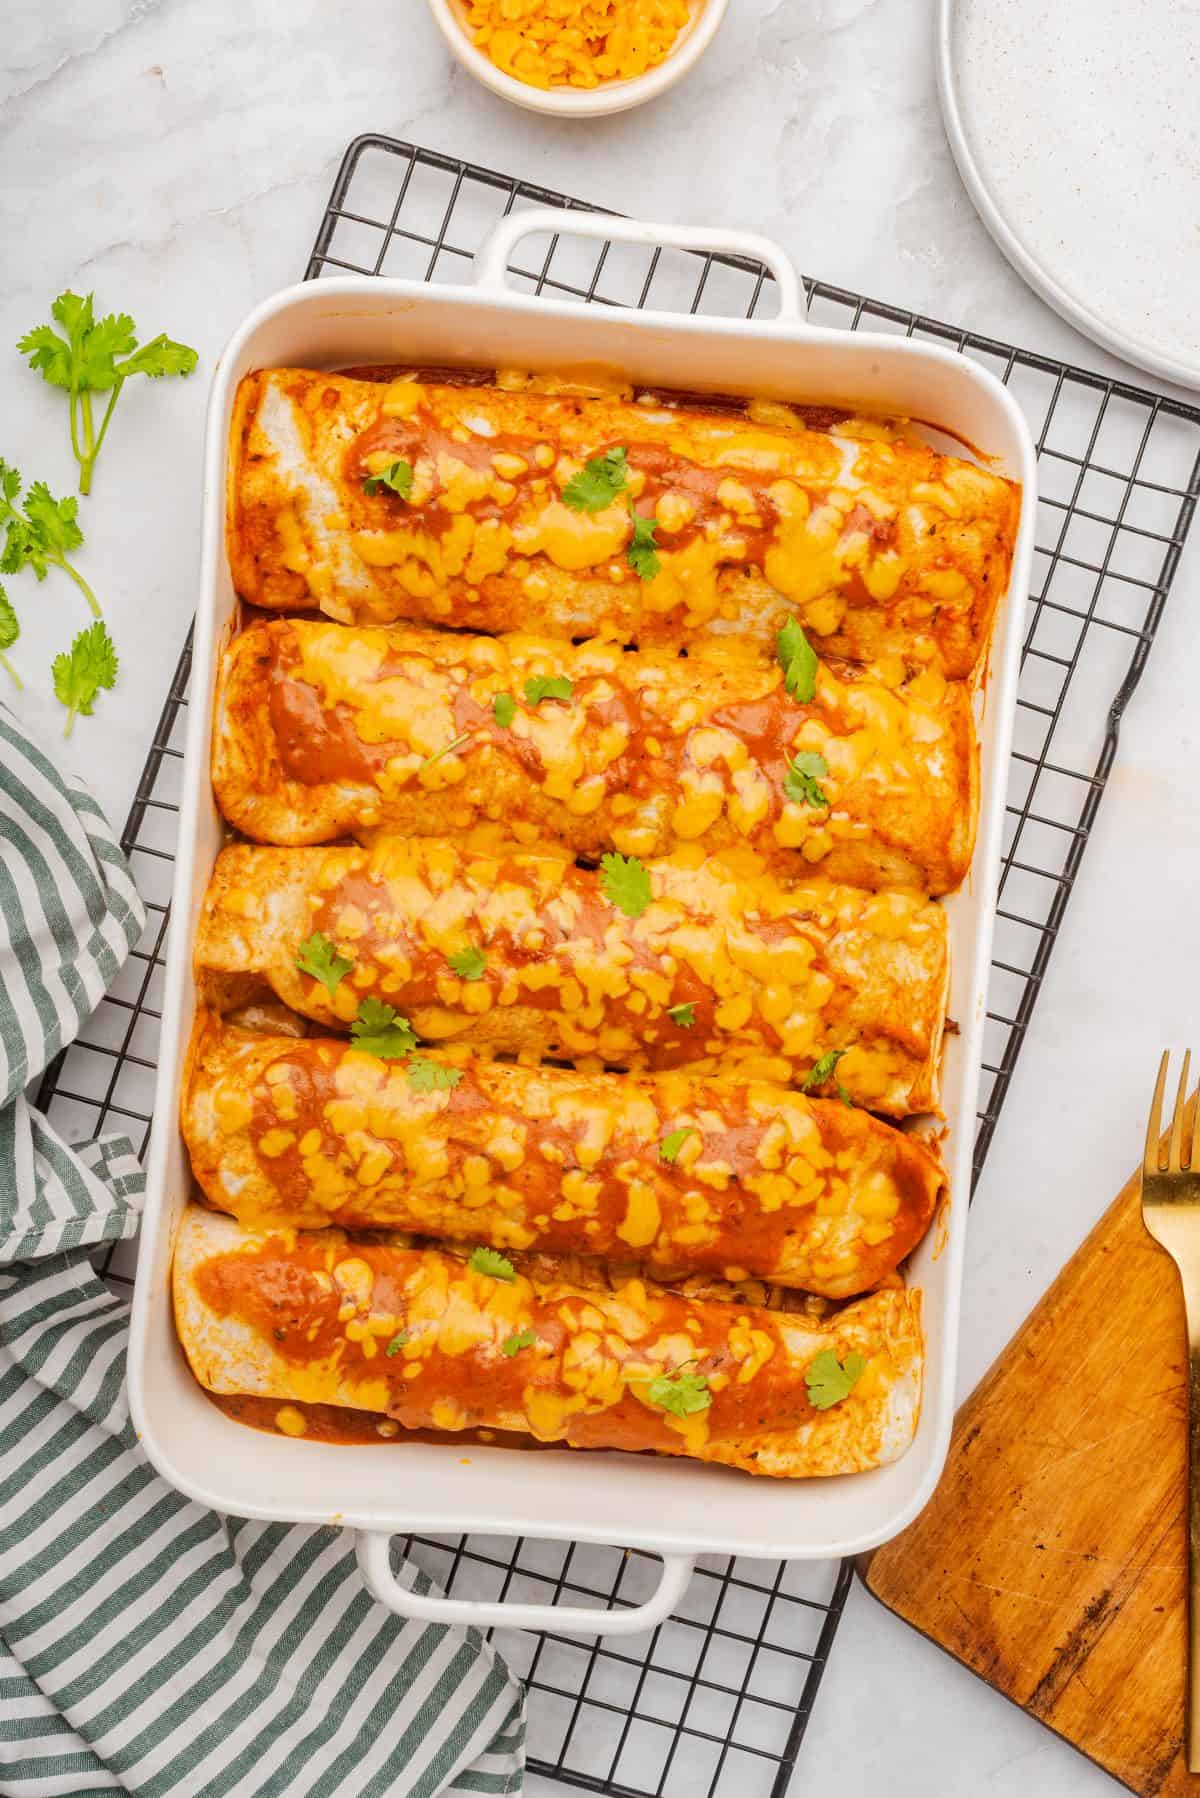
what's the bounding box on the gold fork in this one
[1142,1049,1200,1769]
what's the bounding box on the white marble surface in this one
[3,2,1196,1792]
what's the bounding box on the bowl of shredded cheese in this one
[427,0,729,115]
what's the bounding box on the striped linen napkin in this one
[0,709,525,1797]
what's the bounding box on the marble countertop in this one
[4,2,1195,1792]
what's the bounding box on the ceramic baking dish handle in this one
[473,207,806,323]
[356,1531,695,1637]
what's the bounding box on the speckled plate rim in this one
[936,0,1200,391]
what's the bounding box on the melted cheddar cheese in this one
[211,618,977,894]
[174,1205,924,1479]
[184,1019,946,1298]
[228,369,1020,679]
[193,839,949,1114]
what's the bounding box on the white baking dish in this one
[129,209,1036,1638]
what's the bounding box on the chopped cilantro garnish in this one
[782,749,830,809]
[363,458,413,499]
[493,691,516,728]
[805,1349,866,1410]
[447,946,486,981]
[659,1127,697,1165]
[469,1246,516,1282]
[524,674,574,705]
[562,446,628,512]
[295,931,353,1000]
[408,1058,463,1093]
[350,998,418,1060]
[599,851,652,919]
[647,1366,711,1417]
[802,1048,848,1093]
[667,1002,696,1028]
[384,1331,409,1357]
[776,616,818,703]
[501,1328,536,1357]
[627,504,660,580]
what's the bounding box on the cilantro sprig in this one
[350,998,418,1060]
[469,1246,516,1283]
[18,291,198,494]
[524,674,573,706]
[776,616,818,703]
[447,946,486,981]
[407,1058,463,1093]
[782,750,830,809]
[805,1349,866,1411]
[52,621,118,737]
[0,462,100,617]
[501,1327,536,1357]
[627,505,660,581]
[667,1002,696,1028]
[562,447,628,513]
[384,1331,410,1357]
[0,585,21,689]
[647,1365,711,1418]
[295,932,353,1000]
[659,1127,697,1166]
[801,1047,854,1105]
[363,458,413,500]
[599,852,652,920]
[493,692,516,728]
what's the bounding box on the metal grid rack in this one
[36,134,1200,1798]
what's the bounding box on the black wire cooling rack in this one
[37,134,1200,1798]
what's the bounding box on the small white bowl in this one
[426,0,729,117]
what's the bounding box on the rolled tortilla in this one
[194,839,949,1115]
[173,1204,924,1478]
[211,617,977,895]
[183,1018,945,1298]
[228,367,1019,679]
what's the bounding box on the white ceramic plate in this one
[938,0,1200,389]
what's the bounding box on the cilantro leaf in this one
[17,291,197,493]
[647,1366,712,1417]
[805,1348,867,1410]
[447,946,486,981]
[407,1057,463,1093]
[0,462,101,616]
[776,616,818,702]
[469,1246,516,1282]
[523,674,574,705]
[562,446,628,512]
[52,621,117,736]
[493,691,516,728]
[501,1327,536,1357]
[802,1048,848,1093]
[350,997,418,1060]
[363,458,414,499]
[782,749,830,809]
[599,852,652,919]
[421,732,470,769]
[667,1002,696,1028]
[384,1331,410,1357]
[295,931,353,1000]
[0,584,21,690]
[627,505,660,580]
[659,1126,697,1165]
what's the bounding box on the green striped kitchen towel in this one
[0,708,526,1797]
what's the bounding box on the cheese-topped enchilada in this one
[194,839,948,1113]
[174,1205,924,1478]
[183,1019,945,1297]
[211,618,977,893]
[228,368,1019,679]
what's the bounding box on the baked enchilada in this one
[194,839,948,1113]
[183,1018,945,1297]
[212,618,977,893]
[229,368,1019,679]
[174,1205,924,1478]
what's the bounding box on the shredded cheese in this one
[461,0,694,90]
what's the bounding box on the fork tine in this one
[1170,1050,1192,1173]
[1145,1050,1169,1175]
